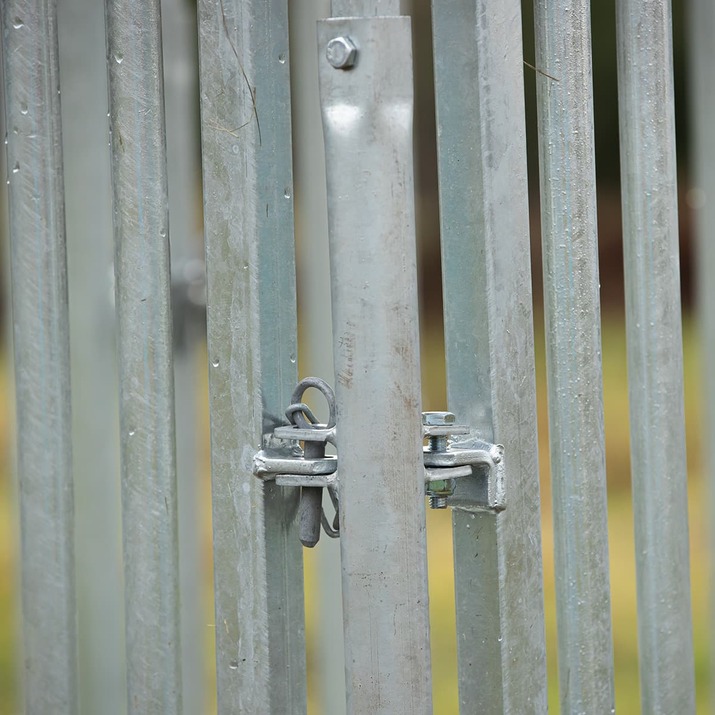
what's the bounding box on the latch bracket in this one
[253,380,506,547]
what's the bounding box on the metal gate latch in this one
[253,381,506,547]
[422,412,505,512]
[253,377,339,547]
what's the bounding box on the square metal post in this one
[58,0,124,712]
[105,0,183,709]
[2,1,77,710]
[534,0,615,710]
[431,1,547,711]
[689,0,715,706]
[197,0,306,711]
[616,0,695,710]
[318,16,432,714]
[161,0,205,710]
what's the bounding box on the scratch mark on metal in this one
[219,0,262,145]
[524,59,560,82]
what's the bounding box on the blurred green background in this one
[0,0,709,712]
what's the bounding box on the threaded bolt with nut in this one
[423,412,456,509]
[423,412,453,454]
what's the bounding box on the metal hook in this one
[321,484,340,538]
[285,402,319,427]
[288,376,336,429]
[288,377,338,547]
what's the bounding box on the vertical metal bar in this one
[533,0,615,711]
[105,0,182,710]
[318,17,432,714]
[1,1,77,711]
[288,3,347,713]
[57,0,125,712]
[430,2,547,712]
[616,1,695,712]
[197,0,306,712]
[160,1,204,711]
[689,0,715,707]
[331,1,400,16]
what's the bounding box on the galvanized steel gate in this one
[1,0,706,712]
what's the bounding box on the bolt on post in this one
[326,36,357,69]
[423,412,456,509]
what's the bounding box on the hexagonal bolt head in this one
[423,412,455,453]
[422,411,455,426]
[326,36,357,69]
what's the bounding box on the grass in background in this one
[0,313,710,713]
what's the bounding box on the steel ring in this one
[288,377,336,429]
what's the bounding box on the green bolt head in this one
[426,478,455,497]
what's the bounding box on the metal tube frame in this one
[288,2,346,712]
[105,0,183,709]
[160,0,204,710]
[197,0,306,711]
[331,1,400,15]
[57,0,125,712]
[689,0,715,708]
[431,1,547,712]
[2,1,77,710]
[616,0,695,711]
[533,0,615,711]
[2,1,702,711]
[318,15,432,714]
[309,4,402,710]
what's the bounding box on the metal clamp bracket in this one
[253,382,506,547]
[422,412,505,512]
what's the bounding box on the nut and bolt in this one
[423,411,454,454]
[326,36,357,69]
[423,412,455,509]
[427,480,451,509]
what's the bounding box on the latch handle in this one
[286,377,337,547]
